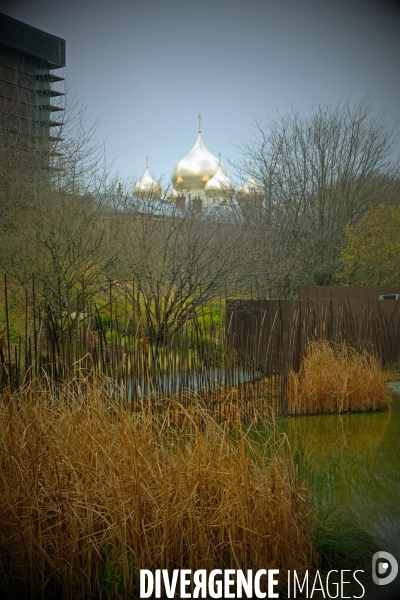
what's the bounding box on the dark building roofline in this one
[0,12,66,68]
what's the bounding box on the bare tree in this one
[1,63,246,334]
[235,97,400,296]
[0,71,121,310]
[112,191,245,344]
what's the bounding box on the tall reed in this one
[287,340,392,415]
[0,377,317,599]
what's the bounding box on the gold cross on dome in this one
[198,114,202,132]
[145,155,149,168]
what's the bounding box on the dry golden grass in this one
[287,340,392,415]
[0,377,317,599]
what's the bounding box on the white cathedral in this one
[131,115,263,211]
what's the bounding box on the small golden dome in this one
[171,118,227,191]
[237,174,263,201]
[204,165,234,201]
[132,156,162,200]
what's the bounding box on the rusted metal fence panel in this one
[227,287,400,373]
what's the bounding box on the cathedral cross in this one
[218,152,221,165]
[145,155,149,169]
[198,114,202,132]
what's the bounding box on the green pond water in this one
[276,382,400,599]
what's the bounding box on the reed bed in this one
[0,377,318,599]
[287,340,392,415]
[2,275,399,416]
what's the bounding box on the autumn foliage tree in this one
[336,204,400,285]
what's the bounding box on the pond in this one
[277,382,400,599]
[117,368,258,398]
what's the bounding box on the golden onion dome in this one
[204,161,234,201]
[166,187,179,201]
[132,156,162,200]
[237,173,264,201]
[171,116,227,191]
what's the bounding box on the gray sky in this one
[2,0,400,186]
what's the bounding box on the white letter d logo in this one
[372,551,398,586]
